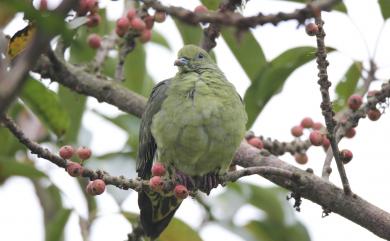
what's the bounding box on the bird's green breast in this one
[151,70,247,176]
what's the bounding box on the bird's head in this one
[174,45,215,72]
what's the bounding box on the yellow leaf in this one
[7,23,36,59]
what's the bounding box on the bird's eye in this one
[198,53,204,59]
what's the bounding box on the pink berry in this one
[126,8,137,20]
[305,23,319,36]
[117,17,130,30]
[115,26,126,37]
[144,15,154,29]
[248,137,264,149]
[154,11,166,23]
[77,0,88,15]
[39,0,48,11]
[194,5,208,14]
[86,181,94,195]
[312,122,323,130]
[59,145,74,159]
[86,13,101,28]
[340,149,353,164]
[149,176,164,192]
[291,125,303,137]
[367,108,381,121]
[90,179,106,195]
[345,128,356,138]
[66,162,83,177]
[174,184,189,199]
[294,153,308,165]
[322,136,330,150]
[139,29,152,43]
[300,117,314,128]
[309,131,323,146]
[85,0,97,11]
[151,162,166,177]
[87,34,101,49]
[77,146,92,160]
[348,94,363,111]
[130,17,146,31]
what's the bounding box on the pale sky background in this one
[1,0,390,241]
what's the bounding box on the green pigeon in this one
[136,45,247,239]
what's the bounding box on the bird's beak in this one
[174,57,189,66]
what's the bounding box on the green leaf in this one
[200,0,221,10]
[333,62,362,112]
[285,222,311,241]
[244,47,330,127]
[282,0,347,13]
[245,220,310,241]
[45,208,72,241]
[0,157,47,179]
[221,28,267,81]
[151,30,171,50]
[379,0,390,20]
[122,211,139,226]
[158,218,203,241]
[20,77,69,137]
[58,86,86,143]
[173,19,202,45]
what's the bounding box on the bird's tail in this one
[138,190,182,239]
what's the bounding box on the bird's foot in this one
[175,170,196,191]
[197,172,220,195]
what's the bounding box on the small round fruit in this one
[154,11,166,23]
[348,94,363,111]
[291,125,303,137]
[309,130,323,146]
[85,0,97,11]
[39,0,48,11]
[139,29,152,43]
[294,153,308,165]
[367,108,381,121]
[130,18,146,31]
[116,17,130,30]
[300,117,314,128]
[59,145,74,159]
[86,181,94,195]
[194,5,208,14]
[322,136,330,150]
[77,0,88,15]
[340,149,353,164]
[126,8,137,20]
[66,162,83,177]
[248,137,264,149]
[305,23,319,36]
[91,179,106,195]
[312,122,323,130]
[144,15,154,29]
[345,128,356,138]
[149,176,164,192]
[115,26,126,37]
[174,185,189,199]
[77,146,92,160]
[151,162,166,177]
[86,13,101,28]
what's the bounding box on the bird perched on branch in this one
[136,45,247,239]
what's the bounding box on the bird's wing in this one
[136,79,171,179]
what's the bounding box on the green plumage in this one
[137,45,247,239]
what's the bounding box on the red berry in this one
[174,184,189,199]
[130,18,146,31]
[144,15,154,29]
[194,5,208,14]
[149,176,164,192]
[86,13,101,28]
[300,117,314,128]
[151,162,166,177]
[86,181,94,195]
[312,122,323,130]
[117,17,130,30]
[322,136,330,150]
[345,128,356,138]
[340,149,353,164]
[348,94,363,111]
[39,0,48,11]
[367,108,381,121]
[139,29,152,43]
[59,145,74,159]
[154,11,166,23]
[85,0,97,11]
[115,26,126,37]
[291,125,303,137]
[66,162,83,177]
[248,137,263,149]
[90,179,106,195]
[294,153,308,165]
[309,130,323,146]
[77,0,88,15]
[305,23,319,36]
[77,146,92,160]
[126,8,137,20]
[87,34,101,49]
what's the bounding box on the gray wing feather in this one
[136,79,171,179]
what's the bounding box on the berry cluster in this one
[149,162,189,200]
[59,145,106,196]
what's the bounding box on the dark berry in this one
[294,153,308,165]
[90,179,106,195]
[305,23,319,36]
[340,149,353,164]
[367,108,381,121]
[348,94,363,111]
[66,162,83,177]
